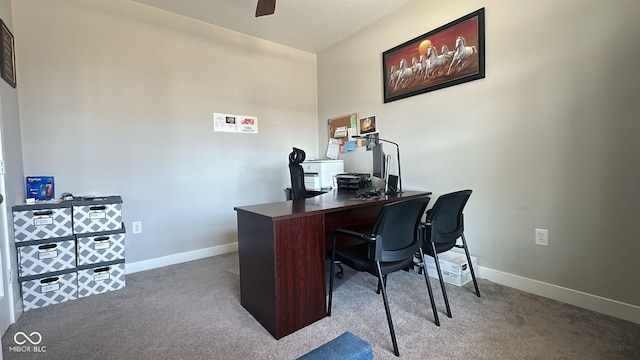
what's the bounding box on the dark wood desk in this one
[234,190,430,339]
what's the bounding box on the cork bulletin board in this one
[328,113,357,140]
[328,112,368,147]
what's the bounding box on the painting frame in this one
[0,19,16,88]
[382,8,485,103]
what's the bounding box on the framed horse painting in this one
[382,8,485,103]
[0,19,16,88]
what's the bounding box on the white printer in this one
[302,159,344,190]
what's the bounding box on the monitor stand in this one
[384,155,391,194]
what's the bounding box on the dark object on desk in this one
[327,195,439,357]
[387,175,399,194]
[336,173,370,191]
[355,187,381,196]
[421,189,480,319]
[288,147,324,200]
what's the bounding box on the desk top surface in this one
[234,190,431,220]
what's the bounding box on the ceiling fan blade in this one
[255,0,276,17]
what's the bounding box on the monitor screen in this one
[372,143,385,179]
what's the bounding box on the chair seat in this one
[335,243,414,276]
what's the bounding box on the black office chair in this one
[421,189,480,319]
[288,147,342,277]
[327,195,439,357]
[288,147,323,200]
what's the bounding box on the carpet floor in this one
[2,252,639,359]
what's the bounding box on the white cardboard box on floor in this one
[424,251,477,287]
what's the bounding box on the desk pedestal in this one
[237,210,325,339]
[235,190,429,339]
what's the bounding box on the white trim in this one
[478,266,640,325]
[123,245,639,325]
[125,242,238,274]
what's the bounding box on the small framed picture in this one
[1,19,16,88]
[359,115,377,134]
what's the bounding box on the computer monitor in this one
[372,143,386,180]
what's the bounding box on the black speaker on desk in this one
[387,175,399,194]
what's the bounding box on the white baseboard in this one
[125,242,238,274]
[124,245,639,325]
[479,266,640,325]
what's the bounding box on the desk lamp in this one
[353,134,402,194]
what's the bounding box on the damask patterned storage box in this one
[76,228,125,266]
[72,196,122,234]
[17,237,77,277]
[12,202,73,242]
[21,272,78,311]
[77,262,126,298]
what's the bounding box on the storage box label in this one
[89,211,106,220]
[38,250,58,260]
[93,272,110,282]
[94,240,111,250]
[33,217,54,226]
[41,283,60,293]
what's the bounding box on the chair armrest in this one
[333,228,375,243]
[307,190,327,197]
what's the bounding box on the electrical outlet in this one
[132,221,142,234]
[535,228,548,246]
[7,269,13,283]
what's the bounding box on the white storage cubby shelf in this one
[12,196,126,311]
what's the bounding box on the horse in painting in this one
[425,45,449,79]
[447,36,477,75]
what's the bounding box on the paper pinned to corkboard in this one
[328,113,364,147]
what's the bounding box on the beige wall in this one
[318,0,640,308]
[1,0,24,325]
[13,0,318,263]
[10,0,640,322]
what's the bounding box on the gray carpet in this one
[3,252,639,359]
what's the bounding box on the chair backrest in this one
[289,147,309,200]
[427,189,472,250]
[369,195,430,262]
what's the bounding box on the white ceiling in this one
[131,0,414,53]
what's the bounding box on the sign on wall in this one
[213,113,258,134]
